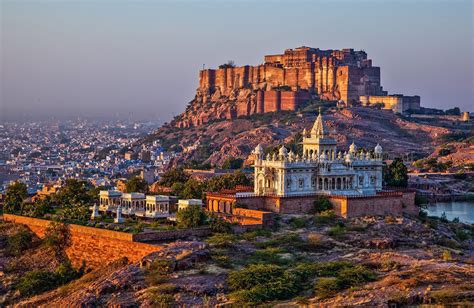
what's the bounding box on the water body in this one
[425,201,474,224]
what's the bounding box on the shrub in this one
[289,216,308,229]
[314,210,337,224]
[314,277,341,298]
[248,247,289,266]
[211,254,232,268]
[254,233,301,249]
[208,215,233,233]
[132,222,145,234]
[456,229,470,241]
[148,259,175,274]
[307,232,324,247]
[438,147,452,157]
[327,225,346,238]
[176,204,207,229]
[314,264,376,298]
[206,233,238,248]
[149,293,175,306]
[303,232,332,251]
[415,194,429,206]
[7,229,33,256]
[15,261,83,297]
[44,221,71,255]
[16,270,58,296]
[242,228,272,240]
[440,212,449,223]
[437,238,460,249]
[336,265,377,288]
[442,250,452,261]
[228,264,300,304]
[312,197,332,213]
[312,261,354,277]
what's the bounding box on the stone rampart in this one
[3,214,163,269]
[132,227,212,242]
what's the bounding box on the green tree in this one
[23,197,54,218]
[384,158,408,187]
[218,60,235,69]
[176,204,207,228]
[182,179,204,199]
[44,221,72,256]
[87,185,106,203]
[125,176,149,193]
[171,182,185,197]
[286,132,303,156]
[159,167,190,187]
[221,157,244,170]
[205,171,252,192]
[4,181,28,214]
[312,197,332,213]
[6,228,33,256]
[53,179,92,206]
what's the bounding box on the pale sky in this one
[1,0,473,122]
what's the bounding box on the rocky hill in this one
[146,106,458,168]
[13,216,474,306]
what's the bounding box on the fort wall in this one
[179,47,418,128]
[3,214,163,269]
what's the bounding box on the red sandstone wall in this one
[329,192,417,218]
[3,215,162,269]
[233,208,275,225]
[280,91,297,111]
[263,90,281,112]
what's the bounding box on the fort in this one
[176,46,420,127]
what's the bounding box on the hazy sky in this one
[1,0,473,122]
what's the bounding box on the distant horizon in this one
[1,0,473,122]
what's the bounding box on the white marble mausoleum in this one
[253,110,384,197]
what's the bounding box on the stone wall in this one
[132,227,212,242]
[3,214,163,269]
[329,191,417,218]
[206,190,416,223]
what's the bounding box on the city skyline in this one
[1,0,473,122]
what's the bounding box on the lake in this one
[425,201,474,224]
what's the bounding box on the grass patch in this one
[242,228,272,241]
[289,216,309,229]
[314,210,337,225]
[247,247,290,266]
[206,233,239,248]
[326,225,347,238]
[254,233,301,249]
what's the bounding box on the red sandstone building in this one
[205,186,417,226]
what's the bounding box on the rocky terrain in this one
[6,213,474,307]
[145,106,466,167]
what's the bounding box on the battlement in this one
[198,46,386,106]
[176,46,418,128]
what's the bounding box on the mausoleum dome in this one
[374,143,383,154]
[345,152,353,162]
[349,142,357,153]
[254,144,263,154]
